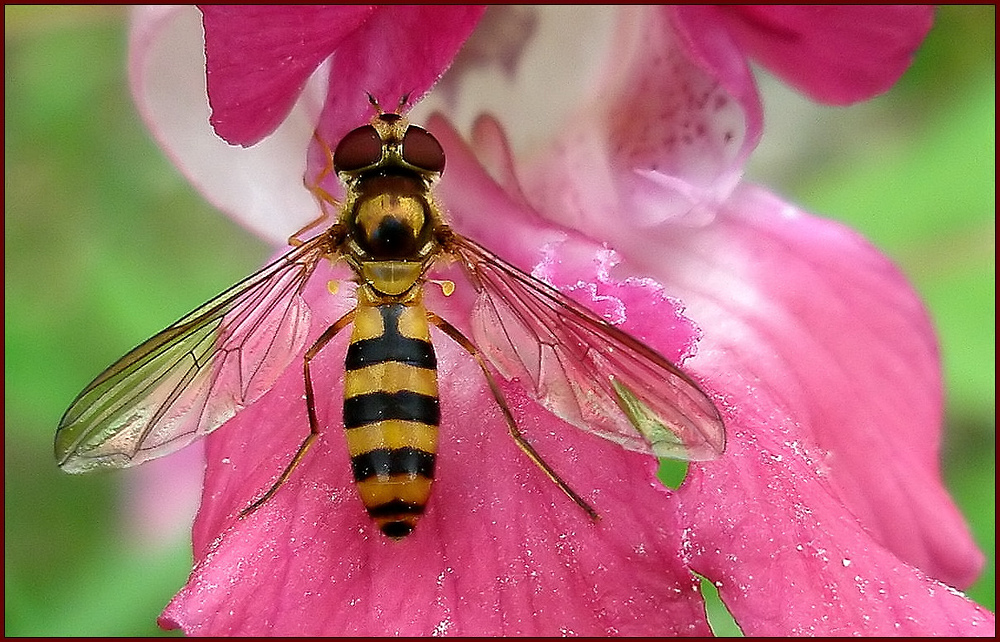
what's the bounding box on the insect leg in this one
[240,307,358,517]
[290,134,342,247]
[288,208,336,247]
[426,312,599,521]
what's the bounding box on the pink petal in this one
[201,6,485,148]
[200,5,376,146]
[159,138,717,636]
[521,6,759,238]
[643,184,984,593]
[680,378,994,636]
[515,6,981,592]
[549,178,987,632]
[685,5,935,105]
[444,103,985,597]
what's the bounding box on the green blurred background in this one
[5,6,994,635]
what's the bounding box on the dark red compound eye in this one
[402,126,446,174]
[333,125,384,173]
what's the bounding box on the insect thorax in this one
[341,171,443,297]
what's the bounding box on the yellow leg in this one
[288,208,335,248]
[289,133,343,247]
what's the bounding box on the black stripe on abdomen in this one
[366,499,424,519]
[345,335,436,370]
[351,447,436,481]
[344,304,436,371]
[343,390,440,428]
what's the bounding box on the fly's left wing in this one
[446,232,725,461]
[55,232,338,473]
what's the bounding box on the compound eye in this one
[334,125,383,173]
[402,126,445,174]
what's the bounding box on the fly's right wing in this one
[55,231,340,473]
[447,232,725,462]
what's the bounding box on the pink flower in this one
[125,5,992,636]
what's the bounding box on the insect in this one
[55,96,726,539]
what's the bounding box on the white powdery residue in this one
[568,279,628,326]
[432,617,452,636]
[529,240,564,286]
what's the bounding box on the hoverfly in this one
[55,96,725,539]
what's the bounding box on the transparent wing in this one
[446,233,725,461]
[55,232,339,473]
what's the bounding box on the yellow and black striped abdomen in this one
[343,299,439,539]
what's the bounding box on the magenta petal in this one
[161,377,713,635]
[200,6,376,146]
[680,383,994,636]
[628,184,988,633]
[647,184,985,592]
[200,4,484,148]
[711,5,934,104]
